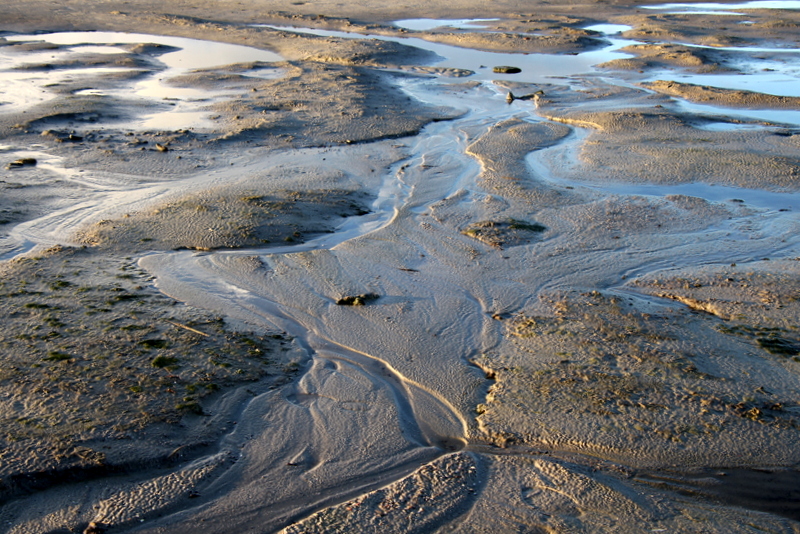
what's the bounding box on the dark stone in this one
[493,66,522,74]
[336,293,380,306]
[6,158,37,169]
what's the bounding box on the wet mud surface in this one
[1,0,800,533]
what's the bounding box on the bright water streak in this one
[584,24,634,34]
[264,25,632,84]
[264,22,800,126]
[6,32,281,70]
[649,70,800,97]
[394,18,500,31]
[642,1,800,10]
[675,97,800,124]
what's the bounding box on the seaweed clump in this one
[462,219,546,248]
[336,293,380,306]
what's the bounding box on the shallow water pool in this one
[675,98,800,124]
[584,24,634,34]
[263,25,633,84]
[1,32,283,129]
[5,32,282,70]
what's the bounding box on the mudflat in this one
[1,0,800,533]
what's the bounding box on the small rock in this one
[506,91,515,103]
[55,133,83,143]
[6,158,37,169]
[83,521,105,534]
[155,143,169,152]
[493,66,522,74]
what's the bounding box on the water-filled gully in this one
[4,7,800,529]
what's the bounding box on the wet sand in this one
[1,0,800,533]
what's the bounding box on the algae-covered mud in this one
[1,0,800,532]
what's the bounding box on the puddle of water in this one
[1,32,283,130]
[693,121,769,130]
[0,65,134,112]
[603,182,800,210]
[66,45,131,55]
[394,19,499,31]
[671,97,800,124]
[684,41,800,52]
[0,44,128,68]
[528,149,800,210]
[650,70,800,97]
[642,1,800,10]
[138,110,216,130]
[636,33,800,101]
[263,25,633,83]
[0,44,130,112]
[585,24,634,34]
[6,32,282,70]
[666,10,746,14]
[265,23,800,105]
